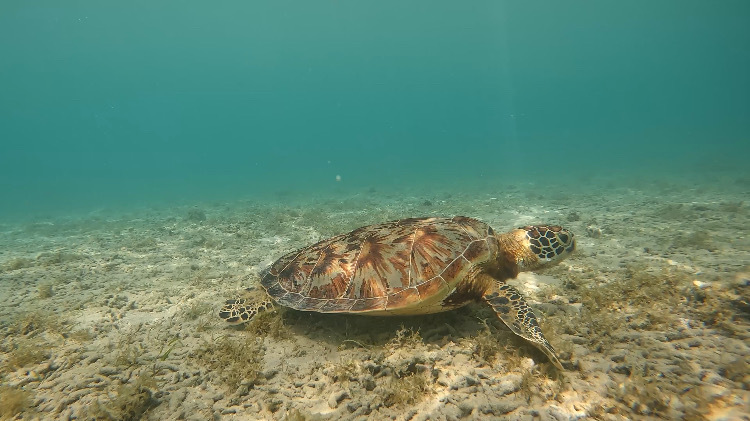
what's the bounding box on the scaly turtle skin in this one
[220,216,575,369]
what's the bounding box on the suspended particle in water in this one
[335,175,342,182]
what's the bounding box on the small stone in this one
[495,375,522,395]
[346,402,361,413]
[611,364,632,375]
[328,390,348,408]
[266,399,283,413]
[377,367,393,377]
[362,375,376,391]
[169,389,188,411]
[413,363,430,373]
[481,401,522,415]
[547,405,573,420]
[458,402,474,417]
[99,366,121,376]
[610,353,626,363]
[437,373,450,387]
[586,225,602,238]
[668,395,684,412]
[570,335,588,345]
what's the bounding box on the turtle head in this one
[508,225,575,271]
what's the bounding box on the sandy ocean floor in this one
[1,177,749,420]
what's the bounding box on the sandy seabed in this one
[1,177,749,420]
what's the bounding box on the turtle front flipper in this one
[482,281,564,370]
[219,288,274,324]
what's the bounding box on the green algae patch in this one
[0,257,33,272]
[193,336,265,391]
[84,374,158,421]
[5,338,50,371]
[0,385,31,419]
[37,283,53,299]
[244,308,291,340]
[381,372,431,407]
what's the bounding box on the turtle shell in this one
[261,216,499,314]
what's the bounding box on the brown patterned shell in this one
[261,216,499,313]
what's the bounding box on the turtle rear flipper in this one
[219,288,274,324]
[483,280,563,370]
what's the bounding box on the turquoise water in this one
[1,1,748,219]
[1,4,750,419]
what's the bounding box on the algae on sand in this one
[0,385,31,419]
[4,337,51,371]
[193,336,265,391]
[381,372,432,407]
[84,373,158,421]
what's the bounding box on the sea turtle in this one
[220,216,575,369]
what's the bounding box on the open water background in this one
[1,1,748,219]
